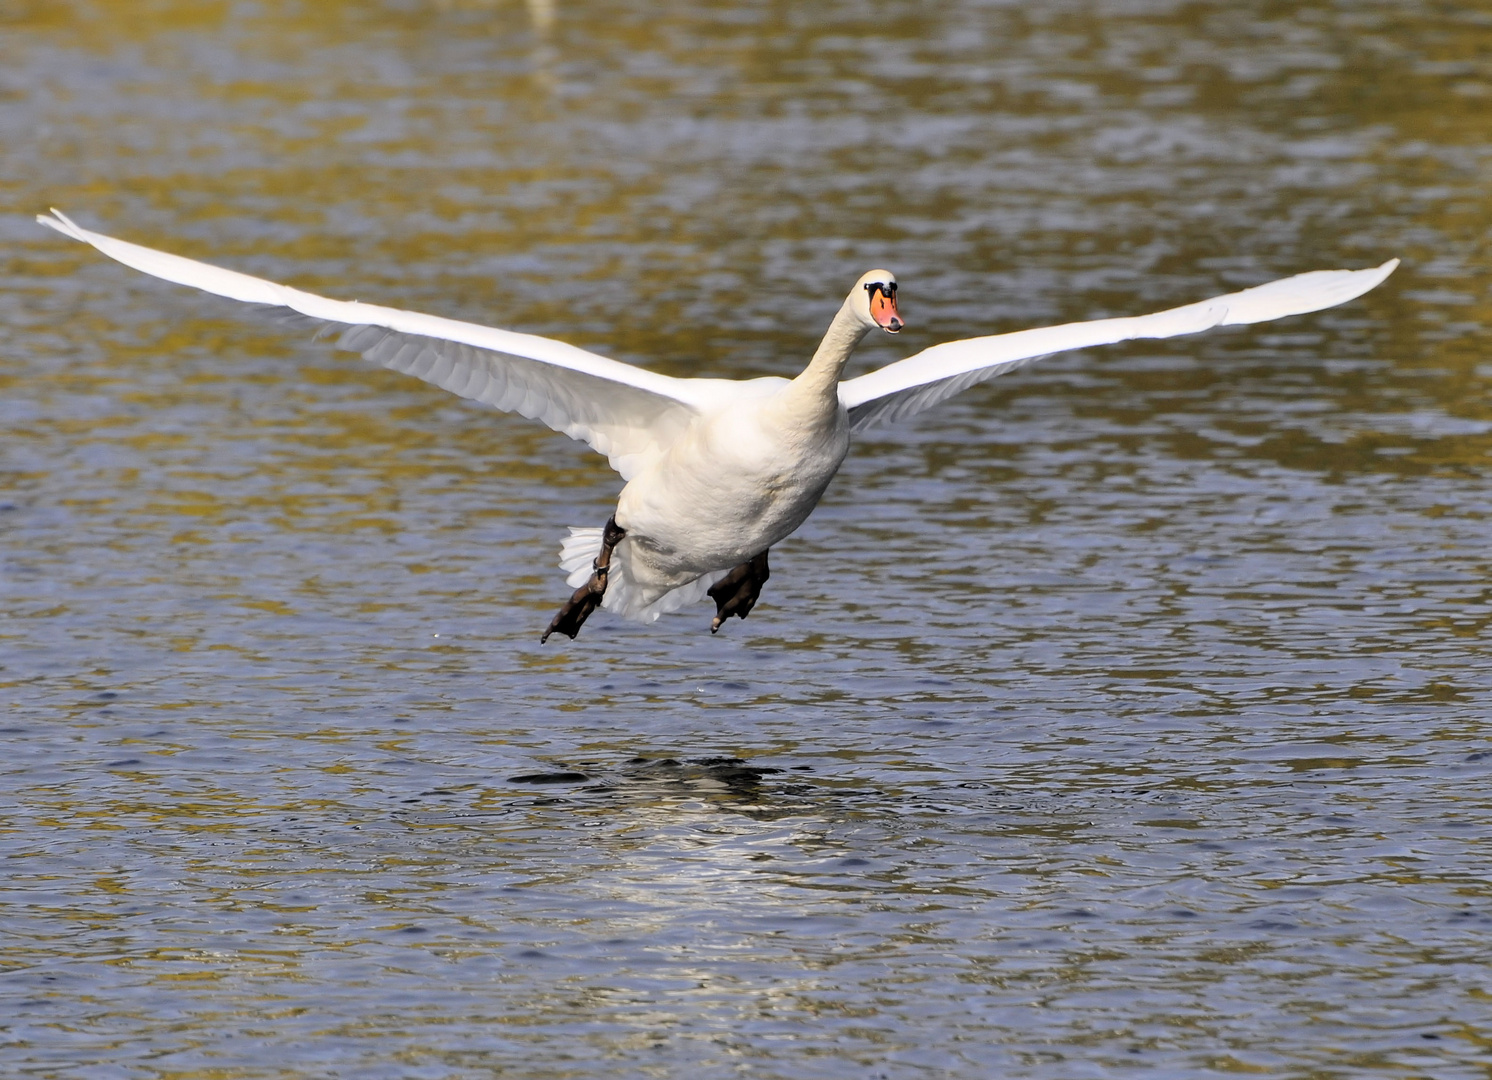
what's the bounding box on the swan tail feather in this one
[559,527,606,588]
[555,527,726,625]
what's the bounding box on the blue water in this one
[3,1,1491,1076]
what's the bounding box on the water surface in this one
[2,1,1491,1076]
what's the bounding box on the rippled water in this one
[3,1,1491,1076]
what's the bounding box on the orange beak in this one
[871,289,902,333]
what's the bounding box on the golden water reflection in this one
[4,0,1491,1076]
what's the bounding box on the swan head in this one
[852,270,902,334]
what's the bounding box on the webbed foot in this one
[541,517,626,643]
[708,549,771,633]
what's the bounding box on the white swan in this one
[37,210,1397,639]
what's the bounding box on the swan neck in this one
[795,298,871,400]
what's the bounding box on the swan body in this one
[36,209,1398,635]
[611,378,847,610]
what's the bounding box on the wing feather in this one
[37,209,707,480]
[841,260,1399,433]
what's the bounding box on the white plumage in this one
[37,209,1397,634]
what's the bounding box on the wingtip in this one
[1356,257,1400,297]
[36,208,85,241]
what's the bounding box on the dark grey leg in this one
[708,549,771,633]
[541,517,626,643]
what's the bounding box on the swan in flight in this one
[37,210,1397,640]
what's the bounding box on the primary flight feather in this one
[37,209,1397,639]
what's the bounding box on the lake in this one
[2,1,1490,1076]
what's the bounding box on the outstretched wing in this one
[37,210,704,480]
[839,260,1399,433]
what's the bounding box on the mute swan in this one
[37,210,1397,640]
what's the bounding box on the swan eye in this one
[864,281,897,299]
